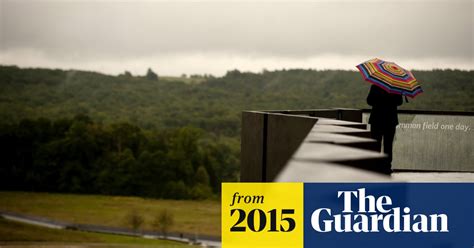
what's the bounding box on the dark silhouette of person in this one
[367,84,403,168]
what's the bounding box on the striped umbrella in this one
[356,58,423,98]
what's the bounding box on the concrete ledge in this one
[266,108,363,123]
[266,109,338,119]
[299,117,388,174]
[314,118,367,129]
[305,132,379,151]
[276,160,391,182]
[292,142,389,174]
[310,125,372,138]
[241,108,389,182]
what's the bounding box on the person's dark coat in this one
[367,85,403,128]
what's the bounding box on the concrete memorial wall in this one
[362,112,474,172]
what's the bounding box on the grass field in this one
[0,191,220,238]
[0,218,192,247]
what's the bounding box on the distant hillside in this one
[1,65,473,136]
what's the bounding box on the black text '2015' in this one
[230,209,296,232]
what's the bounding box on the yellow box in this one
[222,183,303,248]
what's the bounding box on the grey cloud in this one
[1,1,472,64]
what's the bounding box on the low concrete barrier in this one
[240,111,317,182]
[240,108,390,182]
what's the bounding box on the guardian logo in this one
[310,188,449,233]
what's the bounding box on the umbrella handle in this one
[404,95,409,103]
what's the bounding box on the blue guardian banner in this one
[304,183,473,248]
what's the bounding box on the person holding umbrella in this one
[366,84,402,166]
[357,58,423,168]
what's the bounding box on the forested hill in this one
[0,65,472,198]
[1,65,473,136]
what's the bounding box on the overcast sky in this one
[1,0,473,76]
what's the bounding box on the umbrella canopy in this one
[356,58,423,98]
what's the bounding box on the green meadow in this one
[0,191,220,238]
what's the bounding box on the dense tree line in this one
[0,115,239,199]
[1,66,472,137]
